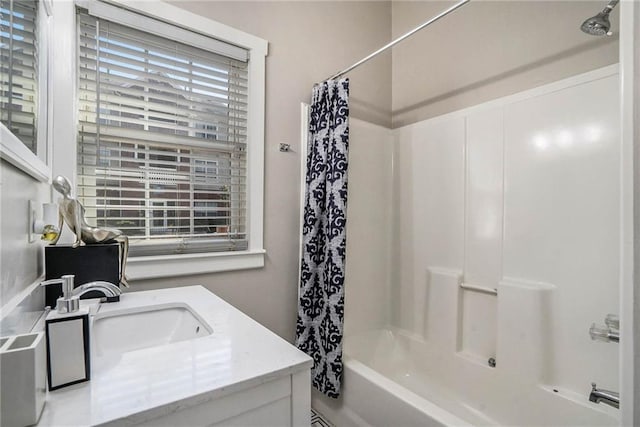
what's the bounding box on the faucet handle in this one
[605,314,619,330]
[589,321,620,343]
[589,323,610,342]
[40,275,79,314]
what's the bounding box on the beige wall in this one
[171,1,393,127]
[133,1,392,341]
[391,1,619,127]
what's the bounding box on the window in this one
[0,0,51,181]
[77,7,250,257]
[1,0,39,151]
[68,0,267,276]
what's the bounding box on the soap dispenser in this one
[41,275,91,390]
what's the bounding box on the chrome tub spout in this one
[589,383,619,409]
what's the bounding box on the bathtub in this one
[312,328,619,427]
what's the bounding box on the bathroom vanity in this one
[35,286,312,426]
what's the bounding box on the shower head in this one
[580,0,619,36]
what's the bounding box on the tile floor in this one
[311,408,333,427]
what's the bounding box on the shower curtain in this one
[296,78,350,398]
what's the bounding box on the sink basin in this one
[92,303,212,357]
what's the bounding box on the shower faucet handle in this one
[590,324,611,342]
[589,322,619,343]
[604,314,619,330]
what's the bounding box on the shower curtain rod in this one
[320,0,470,83]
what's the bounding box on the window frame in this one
[0,0,53,182]
[53,0,267,279]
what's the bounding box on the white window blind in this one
[77,10,249,256]
[1,0,39,153]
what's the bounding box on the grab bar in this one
[460,282,498,296]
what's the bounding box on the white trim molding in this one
[127,250,266,280]
[0,124,50,182]
[620,0,638,425]
[297,103,310,301]
[92,0,268,57]
[76,0,249,61]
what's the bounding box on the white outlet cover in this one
[28,200,37,243]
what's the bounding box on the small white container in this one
[0,332,46,427]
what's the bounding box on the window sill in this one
[0,124,51,183]
[126,249,266,281]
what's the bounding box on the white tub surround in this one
[314,329,618,427]
[315,66,622,427]
[36,286,312,427]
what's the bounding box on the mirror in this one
[0,0,52,182]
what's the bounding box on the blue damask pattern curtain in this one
[296,79,350,398]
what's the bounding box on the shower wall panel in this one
[391,67,620,396]
[502,74,620,393]
[391,118,465,335]
[459,108,504,361]
[465,109,504,290]
[343,119,394,339]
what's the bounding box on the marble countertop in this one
[36,285,312,426]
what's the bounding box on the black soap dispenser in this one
[40,275,91,390]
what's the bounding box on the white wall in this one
[0,162,49,311]
[390,67,621,396]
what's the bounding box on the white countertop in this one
[36,286,312,426]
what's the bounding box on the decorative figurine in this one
[50,175,129,287]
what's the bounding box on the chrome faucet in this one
[589,383,619,409]
[71,281,121,303]
[41,274,79,313]
[41,275,121,313]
